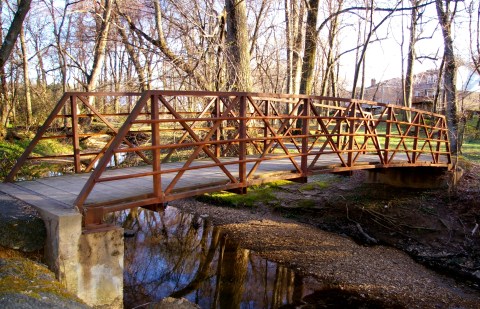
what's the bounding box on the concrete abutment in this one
[0,184,124,308]
[366,166,462,189]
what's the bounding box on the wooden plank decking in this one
[1,152,440,211]
[3,91,453,226]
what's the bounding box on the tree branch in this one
[0,0,32,68]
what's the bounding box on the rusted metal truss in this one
[5,91,452,227]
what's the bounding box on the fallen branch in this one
[472,223,479,236]
[438,218,451,230]
[398,223,440,231]
[345,205,378,244]
[364,208,396,226]
[356,222,378,244]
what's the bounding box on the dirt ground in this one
[171,163,480,308]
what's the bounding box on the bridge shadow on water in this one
[112,207,398,309]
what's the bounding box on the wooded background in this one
[1,0,479,153]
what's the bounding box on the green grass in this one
[0,139,72,181]
[295,199,316,208]
[196,180,292,208]
[299,180,330,191]
[460,141,480,163]
[16,138,72,156]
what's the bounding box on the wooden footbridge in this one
[4,91,452,228]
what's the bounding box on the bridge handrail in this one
[5,91,452,226]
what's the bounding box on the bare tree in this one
[117,21,149,91]
[320,0,344,97]
[119,0,215,90]
[0,0,31,68]
[351,1,402,99]
[225,0,252,91]
[436,0,459,154]
[0,0,32,135]
[299,0,319,95]
[19,25,32,126]
[86,0,114,95]
[468,0,480,133]
[285,0,305,94]
[402,0,425,122]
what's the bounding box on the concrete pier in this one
[366,166,458,189]
[0,183,124,308]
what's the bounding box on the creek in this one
[115,207,392,309]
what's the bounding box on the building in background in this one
[363,78,403,105]
[363,68,480,113]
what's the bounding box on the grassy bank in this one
[0,138,72,181]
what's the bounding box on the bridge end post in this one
[239,95,247,190]
[301,98,310,179]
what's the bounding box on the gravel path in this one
[171,198,480,309]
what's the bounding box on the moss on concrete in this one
[0,258,89,308]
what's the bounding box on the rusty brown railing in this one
[6,91,451,226]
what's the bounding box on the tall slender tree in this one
[86,0,114,95]
[436,0,459,154]
[225,0,252,91]
[299,0,319,95]
[0,0,32,135]
[19,25,32,126]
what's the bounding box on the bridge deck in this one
[4,91,452,226]
[3,153,421,210]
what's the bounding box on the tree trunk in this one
[433,57,445,113]
[285,0,293,94]
[320,1,343,97]
[0,0,32,137]
[218,237,248,309]
[436,0,459,154]
[118,24,148,91]
[0,0,32,68]
[20,26,32,127]
[404,0,420,122]
[299,0,320,95]
[351,4,373,99]
[121,0,210,90]
[351,2,399,99]
[86,0,113,95]
[285,0,305,95]
[225,0,252,91]
[33,35,47,87]
[292,3,305,95]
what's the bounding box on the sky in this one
[336,1,476,89]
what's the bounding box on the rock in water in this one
[0,194,46,252]
[153,297,201,309]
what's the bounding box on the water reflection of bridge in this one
[5,91,452,227]
[122,207,312,308]
[121,206,389,308]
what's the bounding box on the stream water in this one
[115,207,391,309]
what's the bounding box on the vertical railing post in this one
[151,94,162,200]
[434,117,444,164]
[264,100,269,152]
[443,117,452,165]
[71,94,81,173]
[384,107,392,164]
[214,97,221,157]
[363,112,369,154]
[412,112,419,164]
[347,102,356,167]
[301,98,309,177]
[239,95,247,191]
